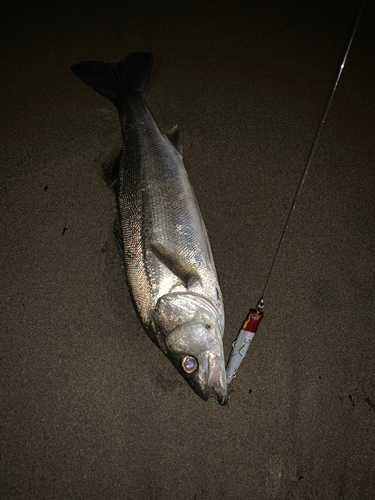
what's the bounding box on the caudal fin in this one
[71,51,154,106]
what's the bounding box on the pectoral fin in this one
[147,240,200,287]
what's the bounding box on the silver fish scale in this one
[117,93,224,341]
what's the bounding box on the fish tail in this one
[71,51,154,105]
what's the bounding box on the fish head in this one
[153,292,227,405]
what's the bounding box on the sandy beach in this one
[1,1,374,498]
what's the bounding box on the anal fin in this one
[113,214,124,261]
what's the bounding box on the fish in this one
[71,51,227,405]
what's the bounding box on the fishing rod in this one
[226,0,367,386]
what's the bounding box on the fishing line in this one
[226,0,366,384]
[259,0,366,304]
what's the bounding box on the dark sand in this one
[1,1,374,498]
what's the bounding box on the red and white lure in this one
[226,299,263,385]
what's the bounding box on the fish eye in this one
[181,355,197,374]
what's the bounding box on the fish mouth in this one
[199,392,228,405]
[202,384,228,406]
[165,348,228,405]
[217,395,228,406]
[202,352,228,405]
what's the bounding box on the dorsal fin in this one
[165,125,182,154]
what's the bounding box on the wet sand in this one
[1,1,374,498]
